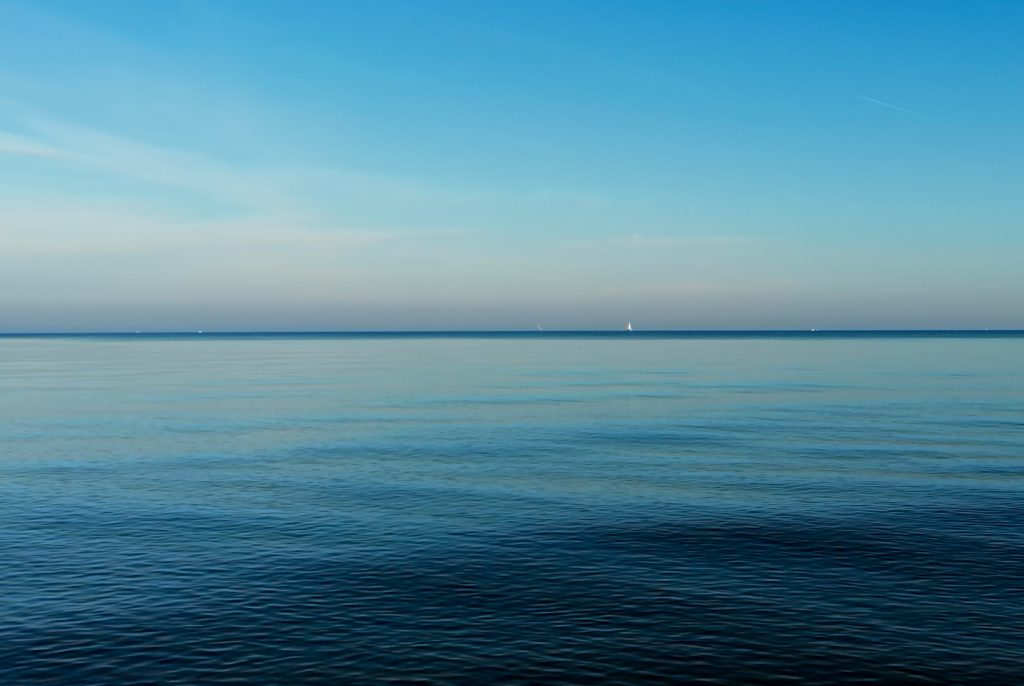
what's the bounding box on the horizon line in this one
[1,329,1022,338]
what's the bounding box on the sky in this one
[0,0,1022,331]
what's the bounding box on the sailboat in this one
[625,322,633,332]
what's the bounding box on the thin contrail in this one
[858,94,928,120]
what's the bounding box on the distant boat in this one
[536,324,544,331]
[625,322,633,332]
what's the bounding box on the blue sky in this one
[1,0,1021,331]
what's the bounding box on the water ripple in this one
[2,335,1023,684]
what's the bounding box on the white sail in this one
[625,322,632,332]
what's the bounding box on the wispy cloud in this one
[0,131,63,158]
[7,117,304,215]
[0,107,484,306]
[0,203,401,258]
[569,233,755,250]
[858,94,928,120]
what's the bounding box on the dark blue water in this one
[2,333,1022,684]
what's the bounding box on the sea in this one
[2,331,1022,685]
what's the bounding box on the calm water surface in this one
[2,333,1023,684]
